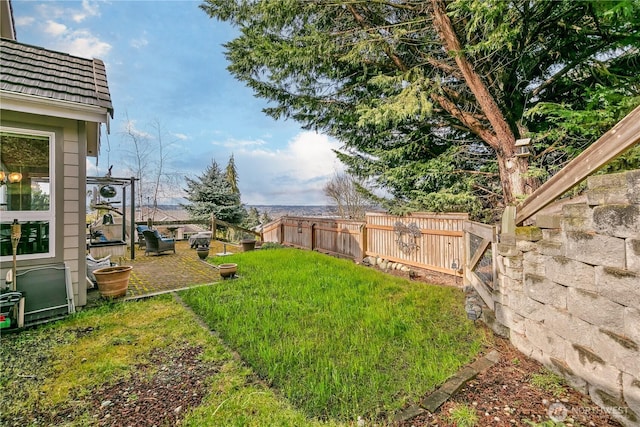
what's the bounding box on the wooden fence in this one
[262,212,467,276]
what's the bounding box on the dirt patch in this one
[375,265,623,426]
[397,335,623,427]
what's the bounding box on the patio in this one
[87,239,240,306]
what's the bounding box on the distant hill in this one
[151,204,340,220]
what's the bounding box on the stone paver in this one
[87,240,240,305]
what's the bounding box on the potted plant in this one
[196,246,210,260]
[241,236,256,252]
[93,265,133,298]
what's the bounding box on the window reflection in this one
[0,133,51,212]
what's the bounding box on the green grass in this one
[180,248,485,422]
[530,369,567,398]
[0,296,342,427]
[447,403,479,427]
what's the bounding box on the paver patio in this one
[87,239,241,305]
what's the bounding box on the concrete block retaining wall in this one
[493,170,640,427]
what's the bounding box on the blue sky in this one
[11,0,344,205]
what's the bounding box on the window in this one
[0,128,55,260]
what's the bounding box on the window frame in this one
[0,126,56,261]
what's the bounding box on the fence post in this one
[211,214,216,239]
[279,219,285,244]
[311,223,316,251]
[358,222,367,262]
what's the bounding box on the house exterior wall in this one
[1,110,88,308]
[490,169,640,427]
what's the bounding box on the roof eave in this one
[0,90,112,125]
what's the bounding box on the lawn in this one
[180,247,485,422]
[0,247,485,426]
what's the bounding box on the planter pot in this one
[218,263,237,278]
[93,265,132,298]
[241,239,256,252]
[196,247,210,260]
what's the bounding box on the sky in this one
[10,0,344,205]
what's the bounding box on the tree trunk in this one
[497,153,535,206]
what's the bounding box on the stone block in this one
[627,238,640,273]
[523,251,547,276]
[624,307,640,345]
[593,327,640,375]
[525,274,567,309]
[565,342,622,391]
[524,318,566,359]
[497,242,520,257]
[537,239,565,257]
[536,214,562,229]
[566,231,626,268]
[516,239,538,253]
[420,390,450,412]
[542,228,563,242]
[509,330,539,358]
[516,226,543,242]
[593,204,640,239]
[546,256,596,291]
[508,289,546,322]
[587,185,631,206]
[504,266,523,281]
[545,306,595,348]
[588,386,626,421]
[596,266,640,308]
[622,373,640,425]
[587,171,628,191]
[567,287,625,330]
[495,303,525,334]
[503,255,523,269]
[625,170,640,205]
[562,203,594,232]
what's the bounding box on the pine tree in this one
[182,160,246,224]
[201,0,640,218]
[225,154,240,195]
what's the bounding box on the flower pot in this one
[196,247,210,260]
[218,263,237,278]
[93,265,132,298]
[241,239,256,252]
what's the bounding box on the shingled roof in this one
[0,37,113,118]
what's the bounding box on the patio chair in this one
[136,225,149,248]
[142,230,175,255]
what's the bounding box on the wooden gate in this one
[463,221,497,308]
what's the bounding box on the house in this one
[1,0,113,316]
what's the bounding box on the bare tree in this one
[120,116,181,220]
[323,171,368,220]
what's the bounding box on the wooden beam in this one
[516,105,640,225]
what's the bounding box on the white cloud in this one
[131,36,149,49]
[58,30,111,58]
[44,20,67,37]
[72,0,100,23]
[218,138,267,148]
[172,133,188,141]
[233,131,344,205]
[14,16,35,26]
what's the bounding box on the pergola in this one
[87,175,138,259]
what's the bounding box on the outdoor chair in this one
[136,225,150,248]
[142,230,176,255]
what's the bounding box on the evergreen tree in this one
[260,211,272,225]
[182,160,246,224]
[225,154,240,195]
[201,0,640,218]
[244,206,261,229]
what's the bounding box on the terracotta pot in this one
[93,265,132,298]
[196,247,210,260]
[218,263,237,278]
